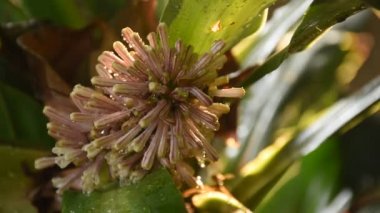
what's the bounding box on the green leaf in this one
[241,0,367,87]
[156,0,169,21]
[0,81,53,148]
[229,31,353,172]
[20,0,86,29]
[161,0,272,54]
[83,0,127,20]
[239,33,348,165]
[293,76,380,156]
[192,191,252,213]
[241,48,288,88]
[0,0,29,22]
[256,138,342,212]
[231,76,380,206]
[235,0,313,68]
[229,129,296,207]
[0,145,46,213]
[289,0,367,53]
[62,168,187,213]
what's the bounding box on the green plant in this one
[0,0,379,212]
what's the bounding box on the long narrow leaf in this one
[294,76,380,155]
[231,76,380,205]
[237,0,313,68]
[241,0,367,87]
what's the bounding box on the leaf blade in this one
[161,0,273,54]
[0,81,53,148]
[62,168,187,213]
[231,76,380,205]
[0,145,47,213]
[289,0,367,53]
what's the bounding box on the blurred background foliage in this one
[0,0,379,212]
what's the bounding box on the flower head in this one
[35,23,245,193]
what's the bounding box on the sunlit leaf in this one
[192,191,252,213]
[256,139,342,212]
[228,31,356,171]
[243,31,371,164]
[161,0,272,54]
[294,77,380,156]
[241,0,368,87]
[231,76,380,206]
[230,129,296,206]
[62,168,187,213]
[240,48,288,88]
[289,0,367,53]
[234,0,313,68]
[0,145,46,213]
[242,43,346,161]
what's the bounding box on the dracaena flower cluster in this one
[35,23,245,193]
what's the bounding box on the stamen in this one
[82,143,102,159]
[81,154,104,193]
[211,76,229,87]
[47,122,86,141]
[43,107,74,128]
[207,103,230,116]
[141,130,160,170]
[91,76,125,87]
[35,157,56,169]
[202,139,219,162]
[187,53,212,77]
[98,51,127,69]
[210,40,225,54]
[138,100,167,128]
[210,87,246,98]
[52,167,83,193]
[169,127,181,164]
[54,156,72,168]
[157,23,170,64]
[112,62,146,80]
[56,139,84,147]
[113,41,135,65]
[122,116,140,130]
[157,122,169,157]
[147,32,159,49]
[114,125,143,149]
[187,106,220,131]
[187,87,213,106]
[71,85,95,101]
[91,93,123,109]
[113,82,149,96]
[93,131,125,148]
[94,111,129,128]
[176,162,197,187]
[70,112,96,123]
[95,64,112,78]
[130,121,158,152]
